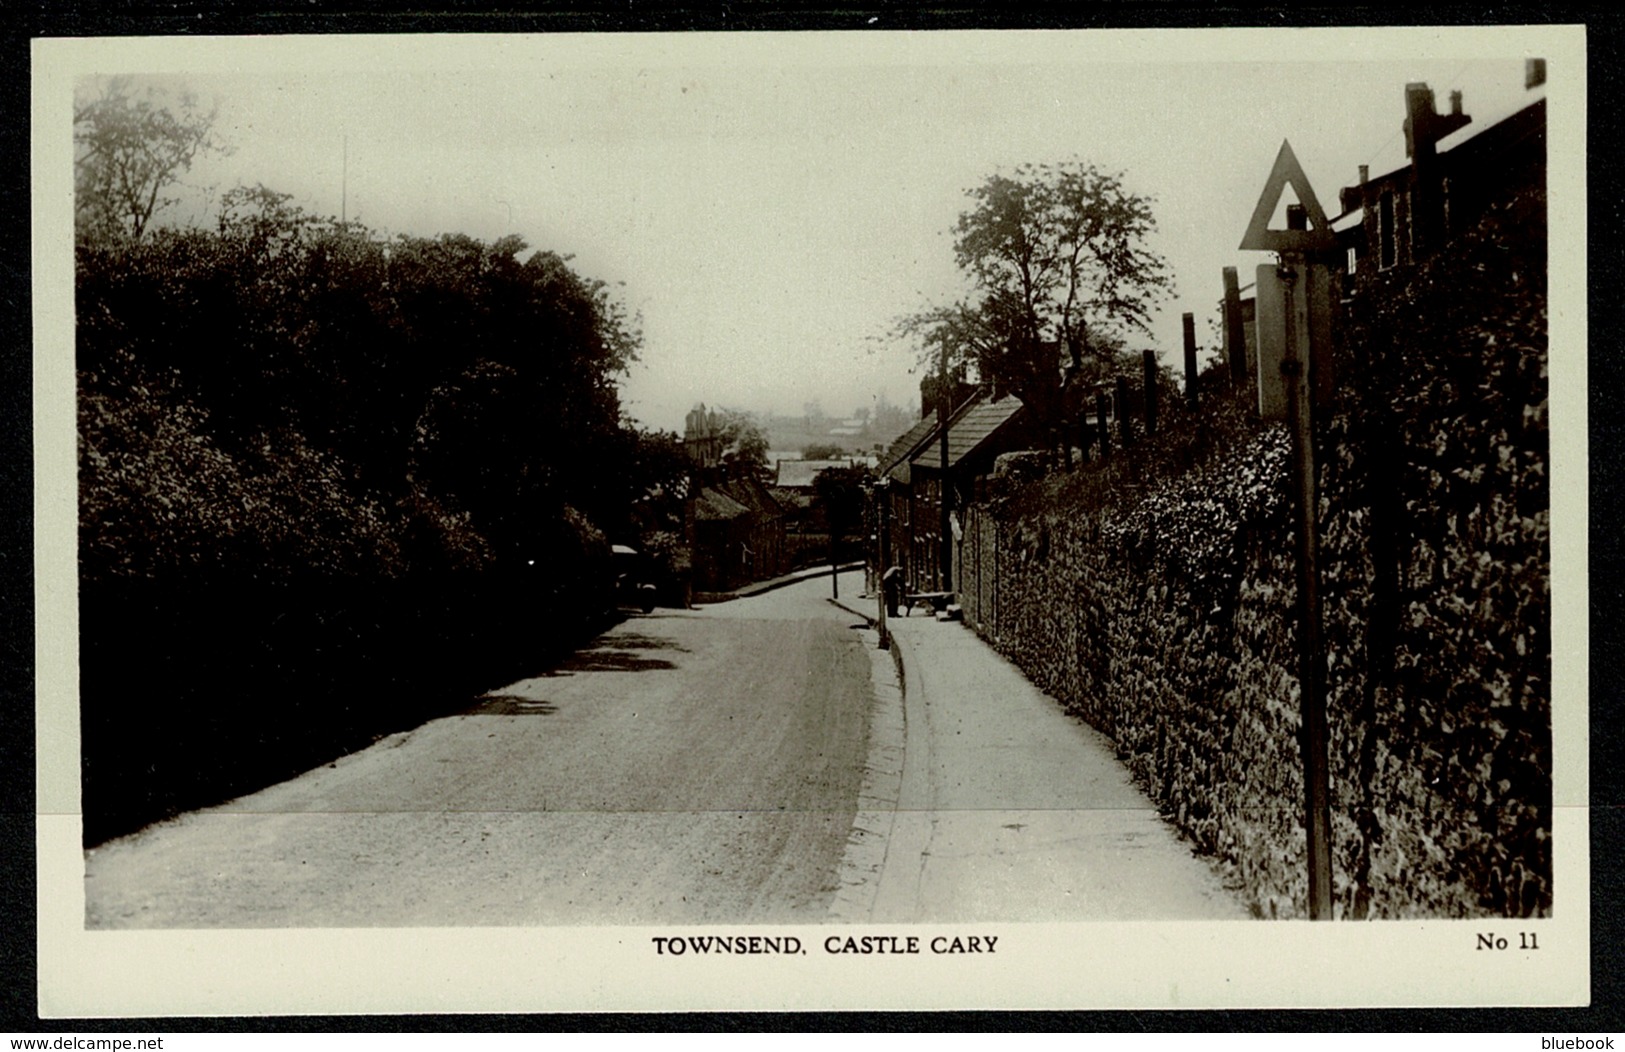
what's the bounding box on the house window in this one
[1378,190,1396,270]
[1346,245,1358,276]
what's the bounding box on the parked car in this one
[611,544,658,613]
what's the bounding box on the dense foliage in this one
[79,188,660,585]
[76,89,688,842]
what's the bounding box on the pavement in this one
[830,582,1246,922]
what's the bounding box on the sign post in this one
[1242,140,1337,920]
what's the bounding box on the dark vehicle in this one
[611,544,658,613]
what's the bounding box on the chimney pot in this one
[1450,90,1463,115]
[1358,164,1369,184]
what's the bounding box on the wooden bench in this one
[901,591,954,616]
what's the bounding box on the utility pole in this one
[1183,312,1200,411]
[875,480,891,650]
[1223,266,1247,385]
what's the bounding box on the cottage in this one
[876,390,1037,595]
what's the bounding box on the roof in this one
[767,487,812,512]
[775,458,866,489]
[693,487,751,522]
[910,394,1026,472]
[1340,93,1546,220]
[880,414,940,484]
[715,476,784,518]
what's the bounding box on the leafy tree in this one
[74,77,228,245]
[617,426,692,534]
[802,442,846,461]
[899,161,1171,461]
[73,82,666,843]
[714,408,771,482]
[811,463,871,597]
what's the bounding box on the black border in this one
[4,2,1620,1034]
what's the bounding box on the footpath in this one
[829,580,1245,922]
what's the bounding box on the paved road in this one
[84,575,875,928]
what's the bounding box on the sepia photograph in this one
[32,24,1587,1014]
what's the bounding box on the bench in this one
[901,591,954,616]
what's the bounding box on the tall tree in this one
[811,463,870,598]
[900,161,1171,460]
[714,408,771,482]
[74,77,228,245]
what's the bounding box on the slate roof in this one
[879,414,940,485]
[693,487,751,522]
[774,458,872,489]
[909,394,1025,472]
[715,476,784,519]
[768,487,812,513]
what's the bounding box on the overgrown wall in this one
[957,190,1549,918]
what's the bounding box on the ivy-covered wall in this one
[957,189,1549,918]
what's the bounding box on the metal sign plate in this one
[1239,140,1338,253]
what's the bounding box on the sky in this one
[63,30,1566,434]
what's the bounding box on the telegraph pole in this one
[875,480,891,650]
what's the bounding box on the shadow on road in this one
[590,631,689,652]
[466,695,560,716]
[528,631,688,677]
[541,651,679,675]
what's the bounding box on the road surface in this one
[84,575,875,927]
[84,570,1242,928]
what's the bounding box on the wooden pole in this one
[1142,349,1158,436]
[1183,311,1199,410]
[876,483,890,650]
[1095,390,1111,459]
[1279,257,1334,920]
[1116,375,1133,448]
[1223,266,1248,385]
[829,509,839,600]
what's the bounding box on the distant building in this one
[877,390,1037,594]
[683,403,725,469]
[773,457,877,490]
[771,455,877,565]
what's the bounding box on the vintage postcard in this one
[33,24,1588,1015]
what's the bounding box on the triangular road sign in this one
[1239,140,1338,253]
